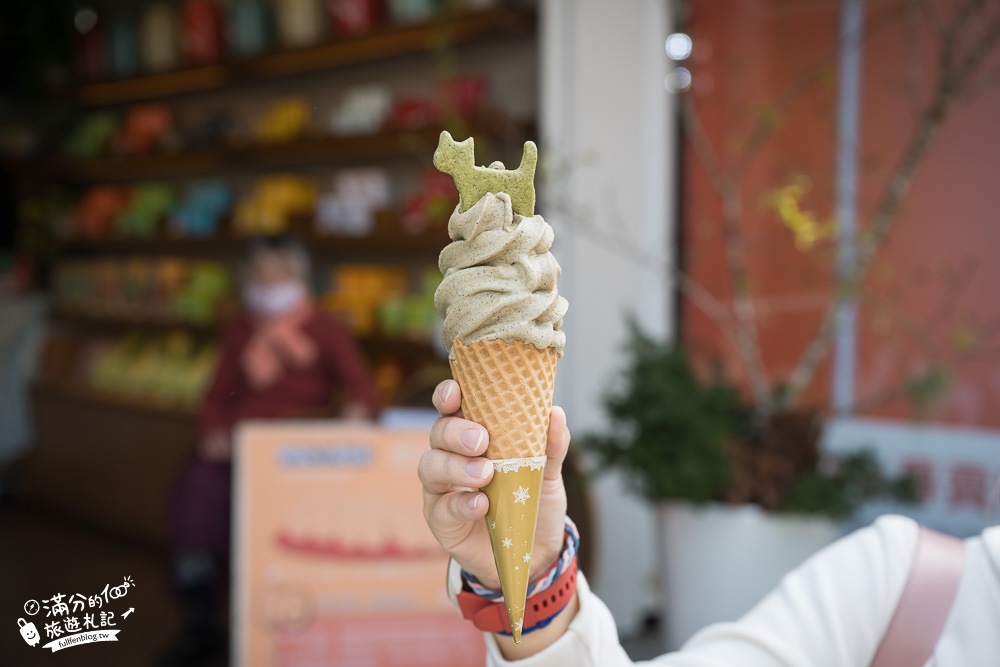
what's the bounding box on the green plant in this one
[581,321,746,503]
[583,322,918,519]
[780,450,919,520]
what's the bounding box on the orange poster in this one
[233,421,487,666]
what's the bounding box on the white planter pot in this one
[656,501,840,650]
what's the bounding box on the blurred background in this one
[2,0,1000,664]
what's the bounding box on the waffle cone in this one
[450,339,558,461]
[450,338,559,642]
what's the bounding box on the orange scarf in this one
[242,301,318,389]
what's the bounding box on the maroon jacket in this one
[198,308,380,439]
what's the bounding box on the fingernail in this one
[442,381,455,403]
[460,428,485,452]
[466,459,493,479]
[467,493,481,510]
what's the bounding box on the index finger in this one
[429,415,489,456]
[432,379,462,416]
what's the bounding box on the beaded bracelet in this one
[462,516,580,602]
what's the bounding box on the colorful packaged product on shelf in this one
[115,184,177,237]
[140,3,183,73]
[151,259,190,317]
[182,0,226,65]
[121,258,155,307]
[228,0,272,57]
[255,98,311,143]
[75,9,108,83]
[390,96,441,130]
[316,169,392,236]
[174,262,232,323]
[331,0,382,36]
[56,258,232,325]
[170,182,234,237]
[233,175,317,235]
[438,75,490,118]
[87,331,219,406]
[74,186,131,239]
[273,0,326,48]
[64,113,119,159]
[378,265,440,340]
[329,86,393,136]
[387,0,442,24]
[108,14,140,79]
[116,104,174,155]
[322,265,409,335]
[401,167,457,233]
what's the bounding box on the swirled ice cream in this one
[434,187,568,359]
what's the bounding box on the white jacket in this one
[449,516,1000,666]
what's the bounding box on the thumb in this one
[544,406,571,482]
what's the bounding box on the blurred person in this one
[421,379,998,666]
[161,234,379,665]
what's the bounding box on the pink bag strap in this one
[869,527,966,667]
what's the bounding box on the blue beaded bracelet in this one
[462,516,580,602]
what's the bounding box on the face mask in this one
[243,282,307,317]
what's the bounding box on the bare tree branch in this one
[543,197,743,357]
[780,4,1000,407]
[782,104,947,405]
[674,0,932,415]
[729,0,917,180]
[903,0,926,115]
[680,96,774,407]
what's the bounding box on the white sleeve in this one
[479,515,919,667]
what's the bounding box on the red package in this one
[391,96,440,129]
[422,168,458,198]
[182,0,226,65]
[75,187,131,238]
[121,104,174,155]
[438,76,489,118]
[76,22,108,83]
[400,168,458,232]
[330,0,382,36]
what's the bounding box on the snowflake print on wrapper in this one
[523,552,532,564]
[502,537,513,549]
[513,486,530,505]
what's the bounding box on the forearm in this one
[478,517,918,667]
[481,573,639,667]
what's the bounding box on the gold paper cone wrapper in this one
[450,339,558,642]
[484,457,546,642]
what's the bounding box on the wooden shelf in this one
[58,224,449,258]
[49,306,440,357]
[74,8,536,107]
[49,127,472,183]
[358,334,442,359]
[50,305,222,333]
[31,378,198,420]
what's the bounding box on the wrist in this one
[493,591,579,661]
[463,516,579,601]
[456,517,580,638]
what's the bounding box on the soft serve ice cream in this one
[434,186,568,358]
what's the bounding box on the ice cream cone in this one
[450,338,558,643]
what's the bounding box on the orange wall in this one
[682,0,1000,428]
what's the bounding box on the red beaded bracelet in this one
[456,558,578,635]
